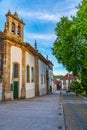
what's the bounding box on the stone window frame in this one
[44,74,46,84]
[26,65,30,83]
[17,25,21,37]
[41,74,43,85]
[12,62,20,81]
[11,22,16,34]
[31,66,34,82]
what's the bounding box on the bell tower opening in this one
[11,22,15,34]
[17,25,21,36]
[4,10,25,42]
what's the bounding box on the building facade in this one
[0,10,53,101]
[61,74,76,90]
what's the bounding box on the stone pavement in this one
[62,91,87,130]
[0,91,65,130]
[79,94,87,101]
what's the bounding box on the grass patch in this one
[80,91,87,97]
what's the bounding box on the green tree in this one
[69,81,82,94]
[52,0,87,94]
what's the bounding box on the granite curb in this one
[79,94,87,101]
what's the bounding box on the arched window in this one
[31,67,34,82]
[13,64,18,78]
[41,74,43,84]
[44,75,46,84]
[11,22,15,34]
[26,65,30,82]
[17,25,21,36]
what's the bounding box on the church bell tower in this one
[4,10,25,42]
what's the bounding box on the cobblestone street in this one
[0,91,87,130]
[62,91,87,130]
[0,92,65,130]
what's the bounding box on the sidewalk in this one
[0,91,65,130]
[79,94,87,101]
[62,91,87,130]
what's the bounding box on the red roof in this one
[54,79,61,84]
[62,74,75,80]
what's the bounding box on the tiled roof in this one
[54,79,61,84]
[62,74,75,80]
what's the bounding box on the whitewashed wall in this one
[65,80,69,90]
[62,80,70,90]
[49,69,53,92]
[10,46,22,98]
[0,83,2,101]
[25,52,35,98]
[38,60,47,95]
[61,80,64,89]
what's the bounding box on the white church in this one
[0,10,53,101]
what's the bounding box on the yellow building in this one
[0,10,53,101]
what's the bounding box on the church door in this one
[14,82,18,99]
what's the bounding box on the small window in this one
[63,80,66,85]
[26,65,30,82]
[17,25,21,36]
[11,22,15,34]
[13,64,18,78]
[31,67,34,82]
[41,74,43,84]
[44,75,46,84]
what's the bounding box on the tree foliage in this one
[52,0,87,93]
[69,80,82,93]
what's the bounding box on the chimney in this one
[34,40,37,50]
[46,55,48,60]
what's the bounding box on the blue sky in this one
[0,0,82,75]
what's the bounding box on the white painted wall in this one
[66,80,69,90]
[0,83,2,101]
[25,52,35,98]
[62,79,72,90]
[10,46,22,98]
[38,60,47,95]
[49,69,53,92]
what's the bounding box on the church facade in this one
[0,10,53,101]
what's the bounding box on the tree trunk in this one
[76,92,78,96]
[86,89,87,95]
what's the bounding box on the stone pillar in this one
[3,43,13,100]
[35,54,39,96]
[46,69,49,94]
[21,49,26,98]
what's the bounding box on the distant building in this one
[61,74,76,90]
[54,79,62,90]
[0,10,53,101]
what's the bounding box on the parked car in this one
[66,90,71,93]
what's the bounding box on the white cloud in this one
[53,58,68,75]
[18,10,60,22]
[0,0,80,23]
[24,32,56,48]
[63,8,77,18]
[18,7,78,23]
[19,0,81,24]
[0,0,13,14]
[38,48,49,53]
[65,0,81,3]
[53,69,68,76]
[25,32,56,41]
